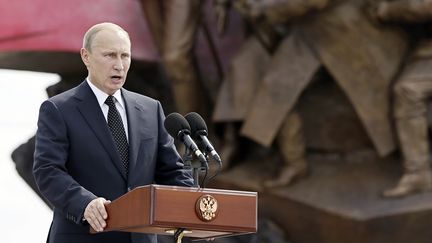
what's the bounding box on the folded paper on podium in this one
[94,184,257,239]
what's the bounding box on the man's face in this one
[81,29,131,95]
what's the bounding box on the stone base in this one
[211,152,432,243]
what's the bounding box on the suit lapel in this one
[122,89,140,177]
[74,82,127,181]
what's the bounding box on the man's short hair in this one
[82,22,130,52]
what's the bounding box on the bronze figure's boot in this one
[265,112,308,187]
[383,170,432,197]
[383,117,432,197]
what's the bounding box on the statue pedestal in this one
[212,152,432,243]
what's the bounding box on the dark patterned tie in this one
[105,95,129,175]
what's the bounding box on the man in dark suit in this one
[33,22,193,243]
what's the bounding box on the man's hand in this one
[84,197,111,232]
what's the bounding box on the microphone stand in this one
[176,150,208,243]
[182,148,208,188]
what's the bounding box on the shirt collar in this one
[86,78,125,109]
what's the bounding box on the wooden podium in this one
[94,184,257,240]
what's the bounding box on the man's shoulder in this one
[123,89,159,106]
[48,82,83,106]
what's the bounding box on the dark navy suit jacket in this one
[33,81,193,243]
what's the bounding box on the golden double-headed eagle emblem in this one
[195,194,218,221]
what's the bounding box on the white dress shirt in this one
[86,78,129,141]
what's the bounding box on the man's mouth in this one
[111,75,122,81]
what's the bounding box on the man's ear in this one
[80,48,90,67]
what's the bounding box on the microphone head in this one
[164,112,191,139]
[184,112,208,138]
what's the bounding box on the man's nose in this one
[113,58,124,71]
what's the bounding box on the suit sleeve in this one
[33,100,97,224]
[154,101,194,186]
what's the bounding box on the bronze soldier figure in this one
[140,0,205,115]
[375,0,432,197]
[214,0,408,187]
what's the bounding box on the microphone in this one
[164,112,207,165]
[184,112,222,164]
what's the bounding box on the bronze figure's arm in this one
[377,0,432,23]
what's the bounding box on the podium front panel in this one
[151,185,257,233]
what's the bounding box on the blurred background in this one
[3,0,432,243]
[0,70,58,242]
